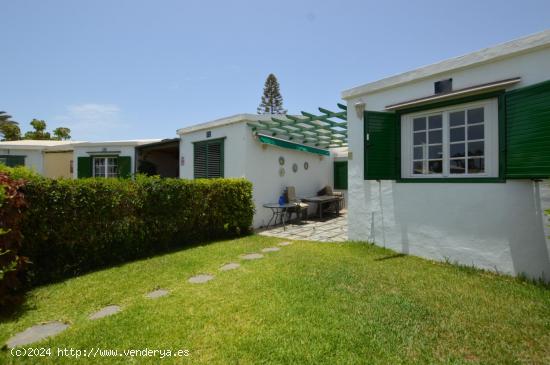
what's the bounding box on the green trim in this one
[257,134,330,156]
[395,91,506,183]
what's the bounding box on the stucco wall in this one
[0,148,44,174]
[73,145,137,178]
[43,151,73,178]
[244,132,334,228]
[345,46,550,280]
[180,122,338,228]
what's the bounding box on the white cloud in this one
[55,103,128,141]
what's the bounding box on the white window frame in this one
[93,156,119,178]
[400,98,499,179]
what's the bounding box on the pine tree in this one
[257,74,287,115]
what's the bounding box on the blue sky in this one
[1,0,549,141]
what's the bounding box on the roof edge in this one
[341,29,550,100]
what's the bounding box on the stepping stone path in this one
[220,262,240,271]
[261,247,281,253]
[146,289,169,299]
[5,241,294,349]
[240,253,264,260]
[6,321,69,348]
[89,305,121,320]
[188,274,214,284]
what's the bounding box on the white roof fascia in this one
[342,29,550,100]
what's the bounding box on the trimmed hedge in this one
[0,168,254,286]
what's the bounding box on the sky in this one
[1,1,549,141]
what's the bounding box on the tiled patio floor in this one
[258,211,347,242]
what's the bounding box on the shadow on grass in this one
[0,232,253,322]
[374,253,407,261]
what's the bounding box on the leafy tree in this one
[0,111,18,128]
[0,111,20,141]
[257,73,287,115]
[53,127,71,141]
[0,124,21,141]
[24,119,51,140]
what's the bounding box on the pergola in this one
[247,104,348,156]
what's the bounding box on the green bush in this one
[2,167,254,286]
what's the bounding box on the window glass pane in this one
[468,125,484,140]
[413,147,423,160]
[94,158,106,177]
[467,108,484,124]
[413,117,426,131]
[413,132,426,145]
[450,127,465,142]
[450,111,465,126]
[450,159,466,174]
[450,143,465,158]
[428,115,442,129]
[429,130,442,144]
[413,161,423,174]
[468,158,485,173]
[468,141,484,157]
[428,160,442,174]
[429,145,442,159]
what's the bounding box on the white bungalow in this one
[0,140,81,178]
[342,30,550,280]
[177,114,348,228]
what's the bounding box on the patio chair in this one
[317,185,345,214]
[285,186,309,222]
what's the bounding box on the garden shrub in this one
[0,172,28,307]
[1,167,254,286]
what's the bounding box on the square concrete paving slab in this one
[257,212,347,242]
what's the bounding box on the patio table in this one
[263,202,297,230]
[301,195,343,219]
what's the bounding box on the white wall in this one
[0,148,44,174]
[244,131,334,228]
[346,47,550,280]
[179,121,338,228]
[180,123,247,179]
[73,145,137,178]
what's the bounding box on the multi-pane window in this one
[93,157,118,178]
[401,99,498,178]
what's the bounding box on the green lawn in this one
[1,236,549,364]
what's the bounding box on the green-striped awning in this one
[257,134,330,156]
[248,104,347,155]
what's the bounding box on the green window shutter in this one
[194,139,224,178]
[117,156,132,178]
[505,80,550,179]
[364,110,398,180]
[77,157,92,178]
[334,161,348,189]
[194,143,207,178]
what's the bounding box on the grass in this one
[1,235,549,364]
